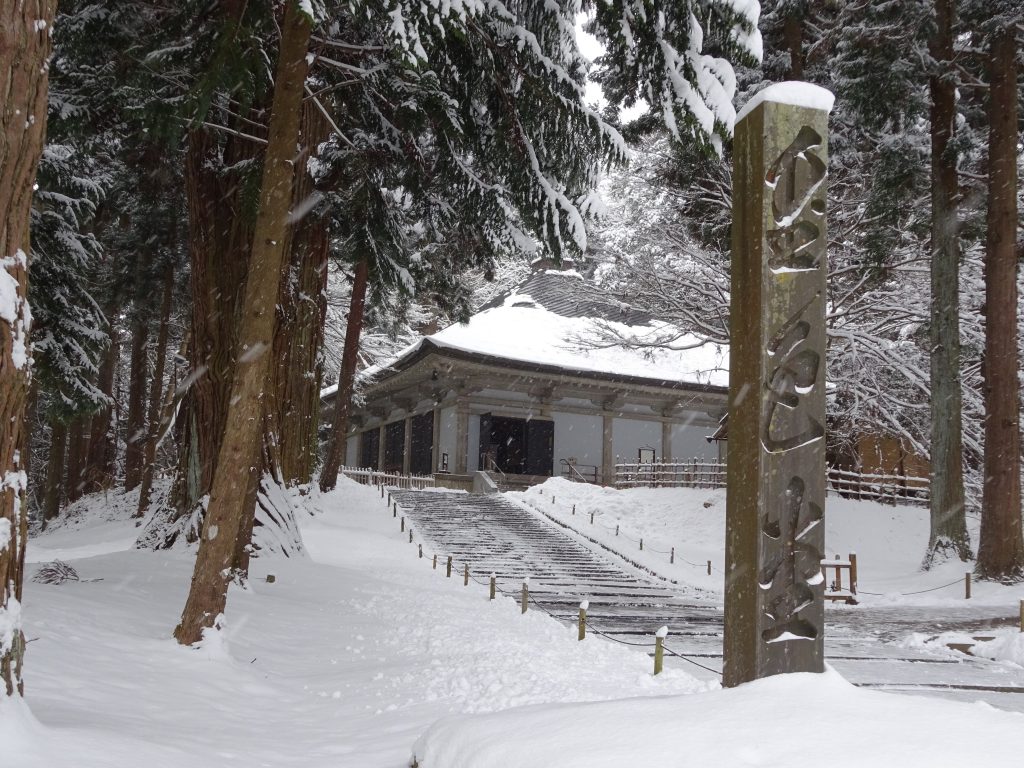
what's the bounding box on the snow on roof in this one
[736,80,835,123]
[348,270,728,391]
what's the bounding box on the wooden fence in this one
[340,466,436,490]
[614,460,929,507]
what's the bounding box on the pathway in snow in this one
[391,489,1024,712]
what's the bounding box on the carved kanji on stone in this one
[724,85,831,687]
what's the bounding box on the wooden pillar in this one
[602,413,614,485]
[377,424,385,471]
[454,398,469,474]
[661,420,672,465]
[402,415,412,475]
[723,84,831,687]
[431,407,441,472]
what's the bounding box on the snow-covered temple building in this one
[332,266,729,488]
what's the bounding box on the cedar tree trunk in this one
[41,419,67,528]
[174,0,313,645]
[977,29,1024,581]
[137,262,175,516]
[124,315,149,490]
[319,258,369,492]
[924,0,971,567]
[1,0,56,698]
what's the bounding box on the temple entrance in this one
[479,414,554,476]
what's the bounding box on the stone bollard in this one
[490,574,496,601]
[578,601,588,641]
[654,626,668,675]
[446,556,452,578]
[464,564,469,587]
[965,572,971,600]
[266,574,276,584]
[521,578,529,614]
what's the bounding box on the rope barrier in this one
[858,577,965,597]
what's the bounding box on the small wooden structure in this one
[822,553,858,604]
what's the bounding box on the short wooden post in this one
[490,574,496,601]
[387,491,392,506]
[446,556,452,578]
[834,554,842,592]
[654,626,667,675]
[521,579,529,614]
[1019,599,1023,632]
[590,512,595,525]
[393,502,397,517]
[640,538,644,551]
[578,601,588,641]
[572,504,576,515]
[849,552,858,595]
[464,564,469,586]
[418,544,423,559]
[615,525,619,537]
[670,547,675,564]
[432,554,437,570]
[408,528,413,543]
[965,572,971,600]
[552,496,555,505]
[707,560,712,575]
[380,484,384,498]
[400,516,405,532]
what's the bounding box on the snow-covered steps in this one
[389,489,1024,711]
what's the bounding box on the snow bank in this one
[411,667,1024,768]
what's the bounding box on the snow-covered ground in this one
[509,477,1024,607]
[8,477,1024,767]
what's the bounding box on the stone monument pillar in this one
[723,83,832,687]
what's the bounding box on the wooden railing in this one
[613,460,929,506]
[560,460,599,484]
[340,466,436,490]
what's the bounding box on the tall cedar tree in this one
[1,0,58,698]
[976,18,1024,580]
[175,0,314,646]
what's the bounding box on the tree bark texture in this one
[175,0,313,645]
[41,420,67,528]
[123,316,149,490]
[319,258,369,492]
[65,417,87,503]
[1,0,57,698]
[977,29,1024,581]
[273,101,330,487]
[924,0,971,567]
[82,299,119,494]
[137,263,175,517]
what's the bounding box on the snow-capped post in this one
[654,626,668,675]
[723,82,833,688]
[521,578,529,614]
[578,601,588,641]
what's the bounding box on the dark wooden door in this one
[525,419,554,476]
[410,412,433,475]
